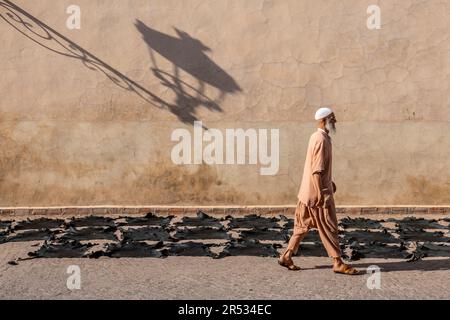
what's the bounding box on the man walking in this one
[278,107,359,275]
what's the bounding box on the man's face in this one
[326,113,337,134]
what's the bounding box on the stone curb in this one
[0,206,449,217]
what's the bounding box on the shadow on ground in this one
[313,258,450,273]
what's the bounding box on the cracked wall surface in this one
[0,0,449,206]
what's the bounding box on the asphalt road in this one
[0,241,449,299]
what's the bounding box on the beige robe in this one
[287,128,340,258]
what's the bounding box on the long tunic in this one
[287,128,340,258]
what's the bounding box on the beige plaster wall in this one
[0,0,449,206]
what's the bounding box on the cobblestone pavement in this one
[0,241,449,299]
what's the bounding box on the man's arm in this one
[314,173,334,208]
[313,172,324,207]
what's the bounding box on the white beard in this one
[325,119,336,134]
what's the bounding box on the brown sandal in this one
[278,255,301,271]
[333,263,359,275]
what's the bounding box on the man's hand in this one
[332,181,337,194]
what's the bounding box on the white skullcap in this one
[315,107,333,120]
